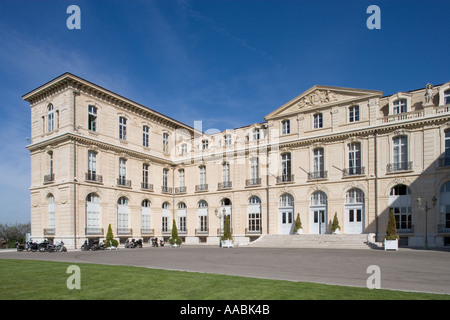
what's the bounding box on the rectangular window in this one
[88,105,97,132]
[281,153,291,180]
[163,168,168,188]
[163,133,169,153]
[251,157,259,180]
[282,120,290,135]
[142,164,149,185]
[349,105,359,122]
[314,113,323,129]
[179,169,185,188]
[445,91,450,105]
[199,166,206,185]
[119,117,127,140]
[393,136,408,170]
[88,151,97,179]
[445,131,450,159]
[348,143,361,174]
[313,148,324,177]
[143,126,149,147]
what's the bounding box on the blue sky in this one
[0,0,449,223]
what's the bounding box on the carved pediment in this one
[265,85,383,120]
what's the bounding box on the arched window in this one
[440,181,450,231]
[311,191,327,206]
[389,184,412,232]
[47,194,55,234]
[346,188,364,204]
[248,196,262,233]
[86,193,100,235]
[279,193,294,207]
[117,197,129,234]
[177,202,187,233]
[198,200,208,233]
[141,199,151,234]
[162,202,170,232]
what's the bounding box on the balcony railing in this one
[85,228,104,235]
[117,228,133,235]
[218,181,232,190]
[195,228,209,235]
[246,178,261,187]
[141,182,154,191]
[43,228,55,235]
[438,224,450,234]
[342,166,365,177]
[276,174,294,183]
[85,172,103,183]
[44,174,55,184]
[175,186,187,194]
[381,110,424,123]
[117,177,131,187]
[195,184,208,192]
[386,161,413,173]
[161,186,173,194]
[307,171,327,181]
[141,228,154,235]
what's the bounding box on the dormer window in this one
[224,134,232,146]
[393,99,407,114]
[445,90,450,105]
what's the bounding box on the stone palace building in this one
[23,73,450,248]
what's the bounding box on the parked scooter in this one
[53,241,67,252]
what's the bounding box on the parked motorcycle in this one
[81,239,104,251]
[53,241,67,252]
[27,240,39,252]
[125,238,143,248]
[38,240,51,252]
[15,242,26,252]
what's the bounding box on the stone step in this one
[244,234,381,249]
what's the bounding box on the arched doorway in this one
[279,193,294,234]
[310,191,327,234]
[345,188,365,234]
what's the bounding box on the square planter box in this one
[384,239,398,251]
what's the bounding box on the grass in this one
[0,259,449,300]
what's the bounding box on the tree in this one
[105,224,118,247]
[222,215,232,241]
[293,213,302,233]
[0,222,30,248]
[385,209,399,240]
[169,219,182,246]
[331,212,340,233]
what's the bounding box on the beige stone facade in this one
[23,74,450,248]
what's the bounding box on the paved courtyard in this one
[1,246,450,295]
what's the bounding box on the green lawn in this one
[0,259,448,300]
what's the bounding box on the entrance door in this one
[311,209,326,234]
[279,210,293,234]
[346,207,363,234]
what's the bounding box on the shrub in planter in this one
[221,215,233,247]
[105,224,118,248]
[293,213,303,234]
[384,209,399,251]
[169,219,182,246]
[331,212,340,234]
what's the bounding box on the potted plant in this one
[331,212,340,234]
[221,215,233,248]
[293,213,303,234]
[169,219,182,247]
[384,209,399,251]
[105,224,118,250]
